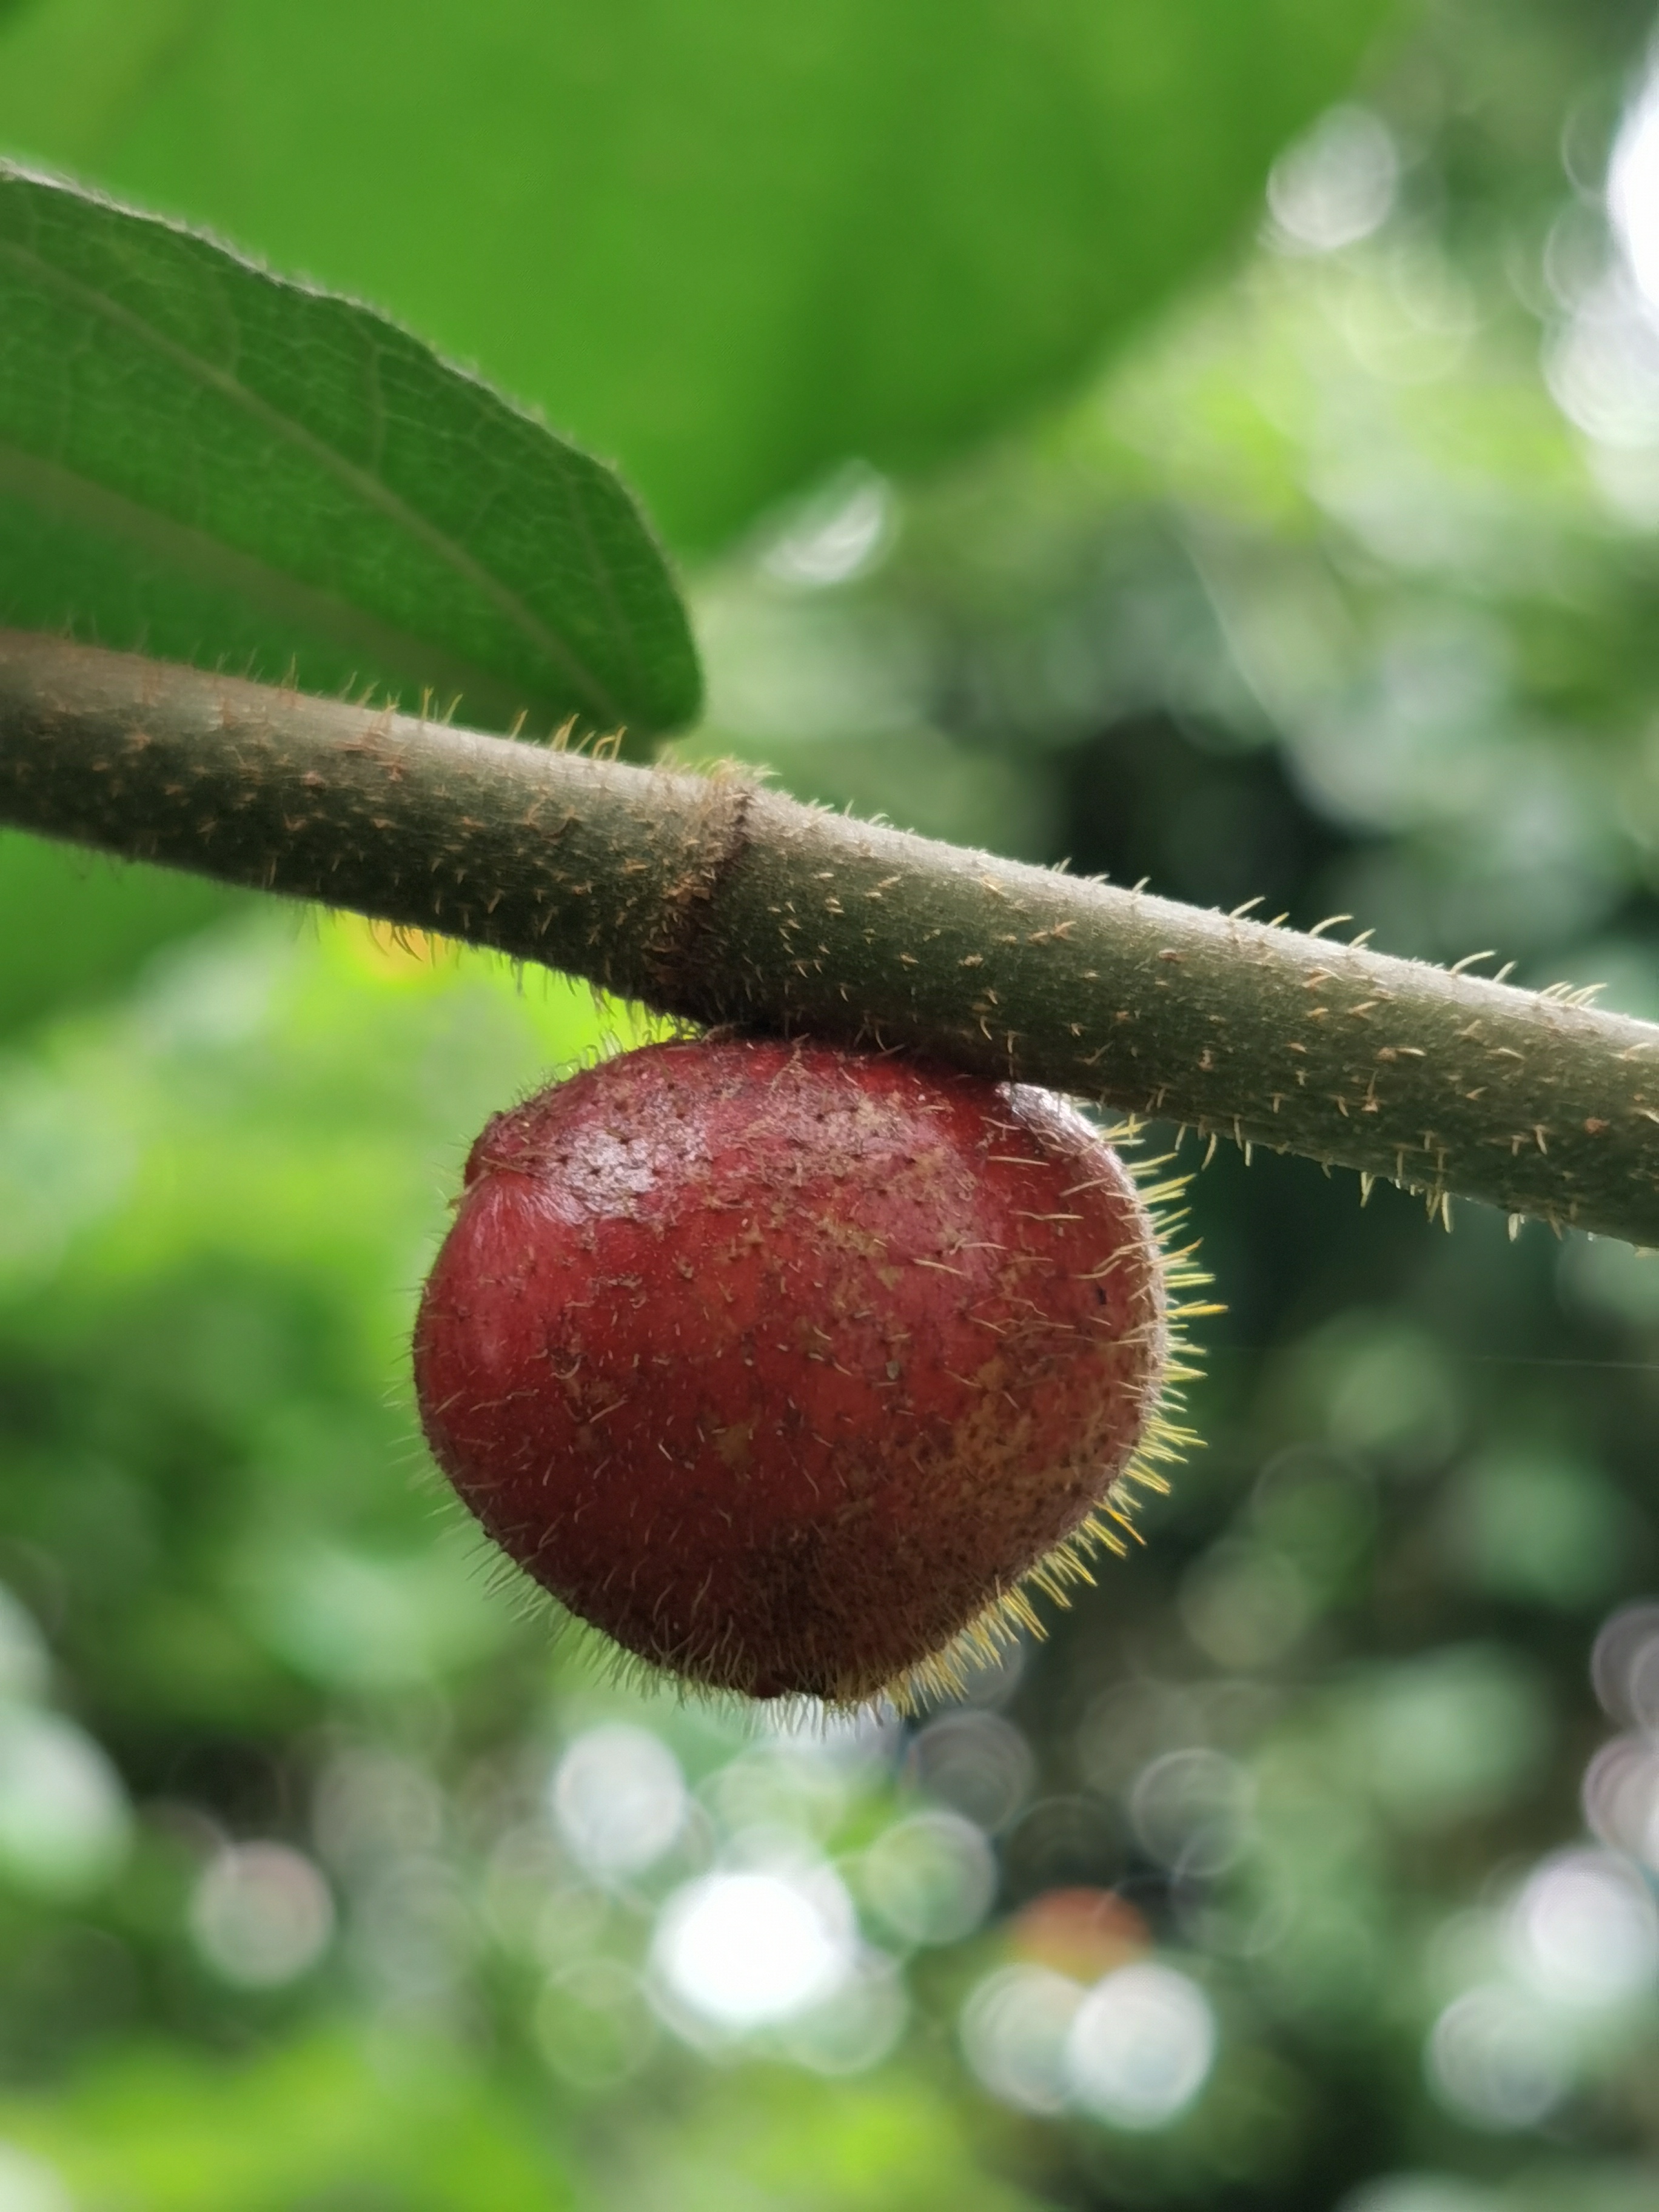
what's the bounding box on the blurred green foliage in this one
[4,2034,578,2208]
[0,834,235,1039]
[6,0,1659,2207]
[0,0,1392,552]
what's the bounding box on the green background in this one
[5,1,1659,2206]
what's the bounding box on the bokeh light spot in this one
[1506,1848,1658,2007]
[960,1963,1084,2115]
[1426,1986,1566,2131]
[190,1842,335,1989]
[652,1867,854,2030]
[1590,1601,1659,1728]
[861,1811,997,1946]
[1267,106,1399,253]
[0,2145,73,2212]
[760,463,897,588]
[904,1709,1034,1834]
[1610,67,1659,314]
[0,1711,129,1898]
[1130,1749,1255,1877]
[1582,1734,1659,1870]
[1064,1962,1217,2128]
[552,1724,686,1881]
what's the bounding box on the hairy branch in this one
[2,631,1657,1245]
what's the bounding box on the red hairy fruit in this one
[414,1037,1189,1706]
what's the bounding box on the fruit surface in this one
[413,1037,1170,1704]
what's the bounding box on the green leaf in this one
[0,0,1399,551]
[0,164,700,740]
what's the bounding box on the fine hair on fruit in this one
[414,1035,1204,1707]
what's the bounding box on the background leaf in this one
[0,0,1399,552]
[0,165,700,740]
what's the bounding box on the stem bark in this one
[4,631,1657,1245]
